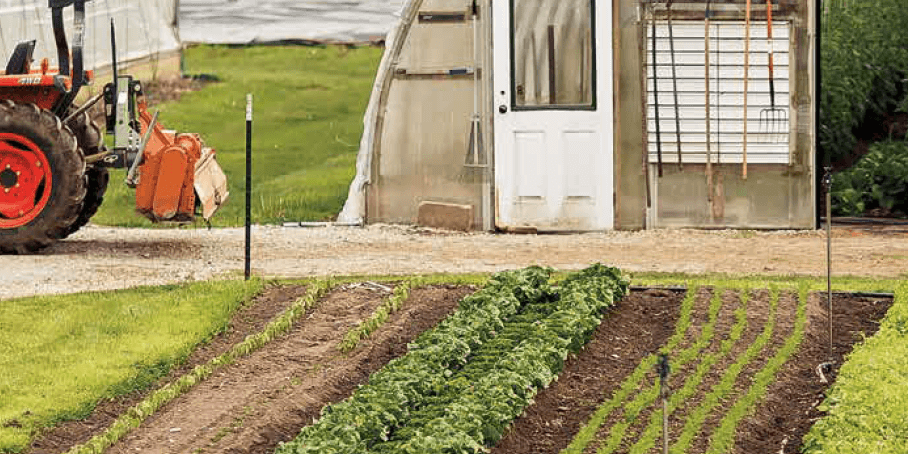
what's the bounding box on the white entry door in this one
[493,0,613,231]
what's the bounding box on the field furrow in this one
[586,287,734,454]
[684,289,798,454]
[609,289,744,454]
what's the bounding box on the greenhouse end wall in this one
[354,0,816,231]
[365,0,490,229]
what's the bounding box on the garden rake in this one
[759,0,788,141]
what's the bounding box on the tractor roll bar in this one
[49,0,89,115]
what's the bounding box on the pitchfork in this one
[760,0,788,141]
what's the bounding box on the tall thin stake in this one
[658,354,671,454]
[824,166,833,361]
[245,94,253,281]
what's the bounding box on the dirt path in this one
[2,224,906,301]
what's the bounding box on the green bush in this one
[831,140,908,216]
[822,1,908,165]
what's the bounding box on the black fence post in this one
[245,93,252,281]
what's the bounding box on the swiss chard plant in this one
[276,264,628,454]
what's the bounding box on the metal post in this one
[245,94,253,281]
[824,166,833,361]
[657,354,671,454]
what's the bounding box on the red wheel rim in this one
[0,133,53,228]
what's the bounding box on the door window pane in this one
[512,0,595,108]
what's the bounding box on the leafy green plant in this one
[339,281,414,353]
[801,282,908,453]
[832,140,908,216]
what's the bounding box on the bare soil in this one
[489,288,685,454]
[733,292,893,454]
[490,290,892,454]
[3,224,907,301]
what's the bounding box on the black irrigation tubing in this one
[831,291,894,299]
[629,285,689,292]
[826,217,908,226]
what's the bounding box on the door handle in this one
[498,104,508,114]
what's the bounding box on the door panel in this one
[515,131,547,198]
[494,0,612,231]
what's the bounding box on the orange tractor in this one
[0,0,228,254]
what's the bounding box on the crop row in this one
[801,282,908,453]
[276,264,629,454]
[564,286,811,454]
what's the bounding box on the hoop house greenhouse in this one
[0,0,181,84]
[339,0,817,231]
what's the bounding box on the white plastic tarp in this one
[178,0,406,44]
[0,0,180,71]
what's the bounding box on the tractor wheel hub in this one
[0,168,16,188]
[0,133,53,228]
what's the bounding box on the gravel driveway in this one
[2,224,906,300]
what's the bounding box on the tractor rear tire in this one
[62,107,109,238]
[62,166,109,238]
[0,101,86,254]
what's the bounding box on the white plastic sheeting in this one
[336,0,415,224]
[0,0,180,72]
[179,0,407,44]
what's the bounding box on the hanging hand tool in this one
[705,0,713,210]
[712,6,725,220]
[759,0,788,140]
[667,0,682,170]
[743,0,751,179]
[651,2,663,177]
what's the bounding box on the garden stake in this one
[657,354,671,454]
[818,167,835,382]
[651,3,664,177]
[760,0,788,141]
[667,0,683,169]
[245,93,253,281]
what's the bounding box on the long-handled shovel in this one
[705,0,713,213]
[667,0,682,170]
[651,3,664,178]
[743,0,751,179]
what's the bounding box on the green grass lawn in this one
[0,279,263,453]
[91,44,383,227]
